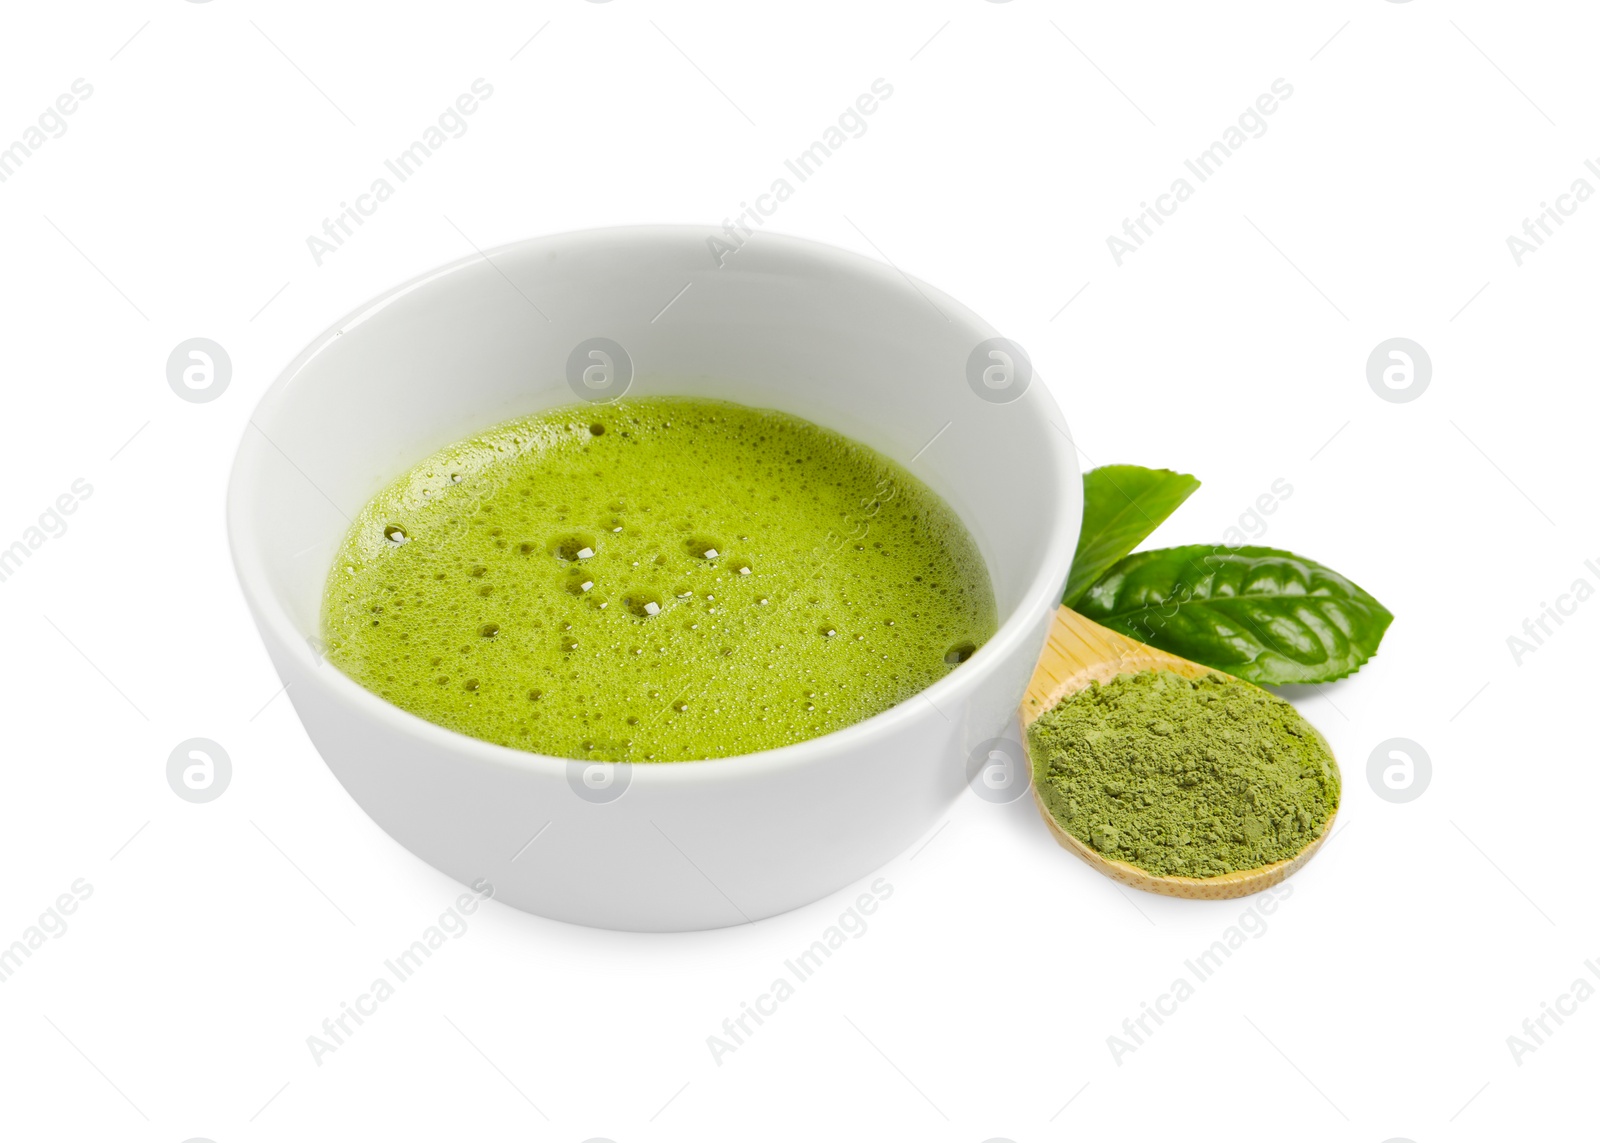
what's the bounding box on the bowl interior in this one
[231,227,1077,689]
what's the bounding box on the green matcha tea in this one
[1028,670,1340,878]
[322,397,997,761]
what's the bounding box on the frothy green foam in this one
[322,397,998,761]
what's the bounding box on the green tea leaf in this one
[1074,544,1393,685]
[1062,465,1201,607]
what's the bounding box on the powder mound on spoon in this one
[1027,669,1340,879]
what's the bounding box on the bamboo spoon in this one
[1019,606,1338,900]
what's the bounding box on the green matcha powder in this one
[1027,670,1340,878]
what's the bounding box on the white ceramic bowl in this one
[227,226,1079,931]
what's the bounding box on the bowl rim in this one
[225,224,1080,783]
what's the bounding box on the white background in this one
[1,2,1595,1140]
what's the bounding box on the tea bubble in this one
[624,592,663,618]
[564,567,596,596]
[944,641,977,665]
[550,534,597,561]
[685,535,723,560]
